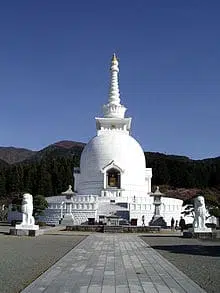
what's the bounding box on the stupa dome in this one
[77,131,146,194]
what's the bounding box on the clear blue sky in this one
[0,0,219,159]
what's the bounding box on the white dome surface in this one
[78,132,147,194]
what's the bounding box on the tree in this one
[152,159,170,185]
[33,194,48,218]
[165,188,200,201]
[205,193,220,218]
[181,190,220,221]
[6,165,24,195]
[181,198,195,219]
[37,161,53,196]
[57,157,74,191]
[11,193,23,211]
[0,170,6,198]
[23,163,38,195]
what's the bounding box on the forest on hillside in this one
[146,152,220,189]
[0,147,219,206]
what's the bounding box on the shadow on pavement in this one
[141,234,181,238]
[150,244,220,257]
[43,233,87,237]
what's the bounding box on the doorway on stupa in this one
[107,168,121,188]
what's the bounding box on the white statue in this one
[62,185,74,194]
[193,196,211,232]
[15,193,39,230]
[21,193,35,225]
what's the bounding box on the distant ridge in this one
[0,146,36,164]
[0,140,219,202]
[0,140,219,165]
[0,141,86,164]
[53,140,86,149]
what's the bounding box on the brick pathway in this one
[22,234,206,293]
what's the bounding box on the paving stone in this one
[102,285,116,293]
[87,285,102,293]
[21,234,207,293]
[116,285,129,293]
[141,281,158,293]
[128,284,144,292]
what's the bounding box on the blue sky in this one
[0,0,219,159]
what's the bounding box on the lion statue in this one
[193,196,207,229]
[21,193,35,226]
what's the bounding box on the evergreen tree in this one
[50,159,62,195]
[0,170,6,197]
[33,194,48,218]
[6,165,24,195]
[37,161,53,196]
[23,163,38,195]
[0,148,219,205]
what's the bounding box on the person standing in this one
[179,217,186,232]
[171,217,175,231]
[142,215,145,226]
[175,220,178,230]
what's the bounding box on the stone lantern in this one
[152,186,162,217]
[149,186,167,227]
[61,185,75,225]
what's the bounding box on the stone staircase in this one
[73,212,95,225]
[61,214,74,226]
[97,202,128,217]
[61,212,96,226]
[103,225,124,233]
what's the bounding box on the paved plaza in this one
[22,234,206,293]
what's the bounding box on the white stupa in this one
[40,55,183,226]
[75,54,152,197]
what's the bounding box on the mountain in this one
[0,147,36,164]
[53,140,85,149]
[0,159,9,168]
[25,141,86,163]
[0,140,219,204]
[0,141,86,164]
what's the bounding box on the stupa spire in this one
[108,53,120,105]
[103,54,126,118]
